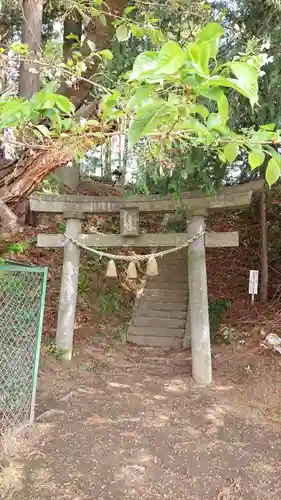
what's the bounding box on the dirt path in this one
[2,341,281,500]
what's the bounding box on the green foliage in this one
[114,326,128,343]
[209,298,232,340]
[99,288,128,316]
[100,21,281,186]
[2,0,281,191]
[6,242,29,254]
[0,86,75,141]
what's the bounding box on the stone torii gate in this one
[30,180,262,385]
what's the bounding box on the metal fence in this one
[0,262,47,435]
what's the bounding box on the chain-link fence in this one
[0,262,47,435]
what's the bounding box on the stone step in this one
[153,268,187,276]
[134,301,187,312]
[132,317,186,329]
[128,326,184,338]
[127,334,183,349]
[146,281,188,290]
[135,309,186,319]
[148,276,188,284]
[142,288,188,297]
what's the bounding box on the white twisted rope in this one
[64,231,206,262]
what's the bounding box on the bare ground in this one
[2,335,281,500]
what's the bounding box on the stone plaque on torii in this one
[30,179,263,386]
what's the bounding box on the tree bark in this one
[260,188,268,303]
[60,0,128,109]
[63,13,82,63]
[19,0,44,98]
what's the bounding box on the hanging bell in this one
[127,261,137,279]
[106,259,117,278]
[146,256,159,276]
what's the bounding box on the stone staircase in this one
[127,248,189,348]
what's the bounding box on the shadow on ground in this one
[1,342,281,500]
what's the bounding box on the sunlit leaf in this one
[127,85,154,109]
[130,23,145,38]
[266,158,280,186]
[187,104,209,120]
[156,41,186,75]
[116,24,129,42]
[217,92,229,124]
[197,22,224,59]
[98,49,113,60]
[55,95,71,114]
[248,150,265,169]
[36,124,50,137]
[128,100,171,148]
[228,62,258,86]
[260,123,276,131]
[124,5,136,15]
[130,52,159,80]
[197,22,224,42]
[223,143,239,163]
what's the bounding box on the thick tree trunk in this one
[60,0,128,109]
[19,0,44,98]
[0,150,81,205]
[260,189,268,303]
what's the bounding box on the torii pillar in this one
[187,214,211,385]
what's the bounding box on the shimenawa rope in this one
[64,230,206,262]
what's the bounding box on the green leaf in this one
[266,158,281,186]
[98,49,113,60]
[248,150,265,170]
[55,95,71,114]
[187,104,209,120]
[218,150,226,163]
[65,34,80,42]
[99,13,107,26]
[228,62,258,87]
[180,118,212,143]
[197,22,224,59]
[130,23,145,38]
[197,23,224,42]
[223,143,239,163]
[116,24,129,42]
[130,52,159,80]
[127,85,153,109]
[217,92,229,124]
[128,100,171,148]
[147,28,164,45]
[61,118,73,130]
[203,76,258,105]
[124,5,136,15]
[260,123,276,131]
[36,124,50,137]
[156,41,185,75]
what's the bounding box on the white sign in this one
[249,270,259,302]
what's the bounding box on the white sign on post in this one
[249,270,259,304]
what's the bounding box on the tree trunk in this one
[0,0,128,218]
[260,189,268,303]
[63,13,82,63]
[19,0,44,98]
[60,0,128,109]
[55,12,83,190]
